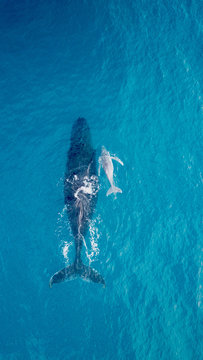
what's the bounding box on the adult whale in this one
[49,118,105,287]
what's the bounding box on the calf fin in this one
[111,156,124,166]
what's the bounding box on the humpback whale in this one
[49,118,105,287]
[98,146,124,196]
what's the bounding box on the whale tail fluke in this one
[49,262,105,288]
[77,263,105,286]
[106,185,122,196]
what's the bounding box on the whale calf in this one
[98,146,124,196]
[49,118,105,287]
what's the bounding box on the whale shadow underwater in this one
[49,118,105,287]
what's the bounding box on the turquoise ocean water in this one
[0,0,202,359]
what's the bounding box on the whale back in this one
[64,118,98,239]
[67,118,94,174]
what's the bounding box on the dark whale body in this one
[49,118,105,287]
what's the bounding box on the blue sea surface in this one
[0,0,202,359]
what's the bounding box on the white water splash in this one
[85,217,101,264]
[56,176,64,188]
[55,205,73,264]
[62,240,73,265]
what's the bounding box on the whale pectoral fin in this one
[111,156,124,166]
[49,265,76,287]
